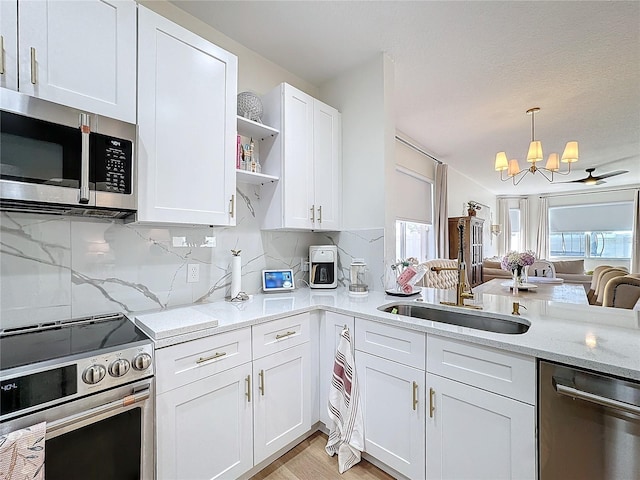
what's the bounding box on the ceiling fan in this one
[562,167,629,185]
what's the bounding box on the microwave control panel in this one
[92,133,133,194]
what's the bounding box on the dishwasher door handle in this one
[554,379,640,417]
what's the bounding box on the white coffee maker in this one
[309,245,337,289]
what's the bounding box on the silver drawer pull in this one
[196,351,227,364]
[0,36,4,75]
[275,330,296,340]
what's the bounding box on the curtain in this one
[536,197,550,260]
[497,198,511,256]
[434,163,448,258]
[631,189,640,274]
[518,198,529,251]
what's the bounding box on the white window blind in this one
[394,166,433,224]
[549,202,633,232]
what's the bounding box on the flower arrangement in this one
[501,250,536,272]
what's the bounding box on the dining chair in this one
[587,265,612,304]
[595,269,628,306]
[528,260,556,278]
[602,275,640,309]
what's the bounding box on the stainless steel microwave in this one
[0,90,136,218]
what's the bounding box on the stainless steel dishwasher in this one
[539,360,640,479]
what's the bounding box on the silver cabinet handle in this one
[429,388,435,418]
[275,330,296,340]
[196,351,226,364]
[259,369,265,395]
[47,388,150,435]
[317,205,322,223]
[79,114,90,204]
[554,380,640,416]
[30,47,36,84]
[245,375,251,403]
[229,194,235,218]
[310,204,315,222]
[0,36,4,75]
[412,381,419,411]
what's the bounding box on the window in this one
[549,202,633,259]
[509,208,521,251]
[396,221,431,262]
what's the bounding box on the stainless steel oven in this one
[0,89,136,218]
[0,314,154,480]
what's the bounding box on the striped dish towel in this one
[0,422,46,480]
[325,327,364,473]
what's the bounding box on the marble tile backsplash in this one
[0,184,384,329]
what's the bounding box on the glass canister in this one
[348,258,368,295]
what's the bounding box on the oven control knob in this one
[132,353,152,371]
[82,364,106,384]
[109,358,130,377]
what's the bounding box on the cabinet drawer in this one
[355,318,426,369]
[252,313,310,359]
[427,335,535,404]
[156,327,251,395]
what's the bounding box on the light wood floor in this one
[251,431,395,480]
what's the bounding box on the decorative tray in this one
[385,287,422,297]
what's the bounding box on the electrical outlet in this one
[187,264,200,283]
[301,258,309,272]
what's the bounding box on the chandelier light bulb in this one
[545,153,560,171]
[494,152,509,171]
[526,140,543,163]
[561,141,579,163]
[508,159,521,177]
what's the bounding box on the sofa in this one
[482,258,592,290]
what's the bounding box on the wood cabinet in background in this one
[448,216,484,287]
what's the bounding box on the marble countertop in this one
[134,286,640,381]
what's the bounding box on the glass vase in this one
[512,266,523,294]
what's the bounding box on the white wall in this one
[447,167,498,257]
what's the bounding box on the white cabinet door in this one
[0,0,17,91]
[356,350,425,480]
[17,0,136,122]
[312,100,341,231]
[137,6,237,225]
[426,373,536,480]
[156,363,253,480]
[253,342,312,464]
[319,312,355,427]
[282,83,314,229]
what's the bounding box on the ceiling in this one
[169,1,640,196]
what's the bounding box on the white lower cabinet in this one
[426,373,535,480]
[319,311,355,428]
[156,363,253,480]
[426,335,536,480]
[253,341,312,465]
[356,350,426,479]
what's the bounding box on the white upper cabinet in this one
[0,1,18,91]
[137,6,237,225]
[14,0,136,122]
[262,83,341,231]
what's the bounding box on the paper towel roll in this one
[231,255,241,298]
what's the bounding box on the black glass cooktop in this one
[0,315,151,371]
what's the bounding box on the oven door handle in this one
[46,388,150,434]
[553,378,640,416]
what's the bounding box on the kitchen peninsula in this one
[136,286,640,480]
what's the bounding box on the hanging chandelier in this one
[494,107,579,185]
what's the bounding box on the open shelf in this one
[236,169,279,185]
[237,116,279,140]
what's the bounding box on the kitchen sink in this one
[378,302,530,334]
